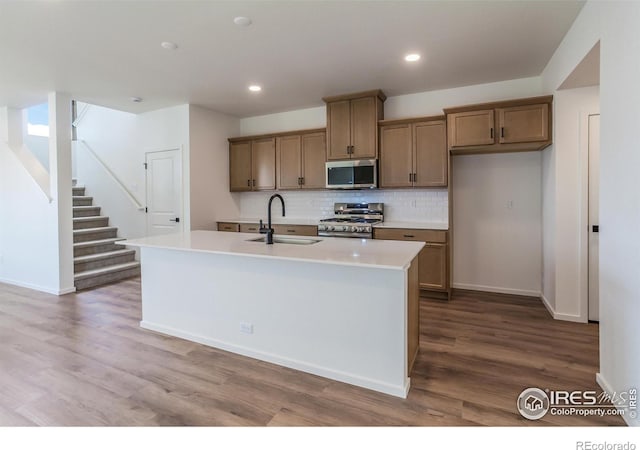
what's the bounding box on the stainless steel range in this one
[317,202,384,238]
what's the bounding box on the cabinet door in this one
[350,96,377,158]
[277,135,302,190]
[251,138,276,190]
[414,121,448,187]
[448,110,495,147]
[419,243,447,291]
[301,132,326,189]
[229,141,252,191]
[272,224,318,236]
[379,124,413,188]
[218,222,240,232]
[497,103,549,144]
[239,223,260,233]
[326,100,351,160]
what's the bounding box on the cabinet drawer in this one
[374,228,447,243]
[239,223,260,233]
[217,222,240,232]
[272,224,318,236]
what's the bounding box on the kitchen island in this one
[124,230,423,398]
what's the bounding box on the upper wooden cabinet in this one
[276,130,326,190]
[323,90,385,160]
[444,96,552,154]
[229,137,276,192]
[379,117,448,188]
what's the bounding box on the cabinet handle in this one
[413,172,417,183]
[501,127,504,138]
[403,234,415,238]
[286,229,296,233]
[247,179,251,187]
[252,179,256,187]
[409,173,412,182]
[490,127,494,139]
[301,177,305,185]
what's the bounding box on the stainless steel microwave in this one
[326,159,378,189]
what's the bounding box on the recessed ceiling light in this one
[248,85,262,92]
[161,41,178,50]
[234,16,252,27]
[130,97,143,103]
[404,53,421,62]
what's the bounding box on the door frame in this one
[579,112,600,322]
[144,147,185,236]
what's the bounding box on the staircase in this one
[72,184,140,290]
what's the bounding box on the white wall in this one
[544,87,600,321]
[24,134,49,171]
[452,153,542,297]
[188,105,241,230]
[0,94,74,295]
[542,0,640,426]
[541,144,556,310]
[240,106,325,136]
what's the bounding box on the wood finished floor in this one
[0,279,624,426]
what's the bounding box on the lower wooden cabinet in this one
[373,227,449,296]
[217,222,240,232]
[272,224,318,237]
[218,222,317,237]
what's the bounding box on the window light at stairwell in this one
[26,102,49,137]
[404,53,420,62]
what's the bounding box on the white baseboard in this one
[553,311,585,323]
[0,277,76,296]
[540,293,555,318]
[596,372,636,427]
[140,320,410,399]
[452,282,540,298]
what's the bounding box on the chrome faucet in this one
[259,194,286,244]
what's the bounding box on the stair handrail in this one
[78,140,145,211]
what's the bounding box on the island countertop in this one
[124,230,423,270]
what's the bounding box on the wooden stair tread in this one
[73,226,117,234]
[73,238,125,248]
[74,249,135,263]
[73,205,100,210]
[73,216,108,222]
[74,261,140,280]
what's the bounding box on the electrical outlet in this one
[507,200,514,209]
[240,322,253,334]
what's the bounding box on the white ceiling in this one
[0,1,584,118]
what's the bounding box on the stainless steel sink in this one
[247,236,321,245]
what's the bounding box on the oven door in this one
[326,159,377,189]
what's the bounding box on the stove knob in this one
[327,225,334,231]
[351,226,358,232]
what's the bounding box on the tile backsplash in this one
[239,189,448,223]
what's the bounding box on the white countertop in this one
[124,230,424,270]
[219,218,448,230]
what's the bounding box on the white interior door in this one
[588,114,600,322]
[146,149,183,236]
